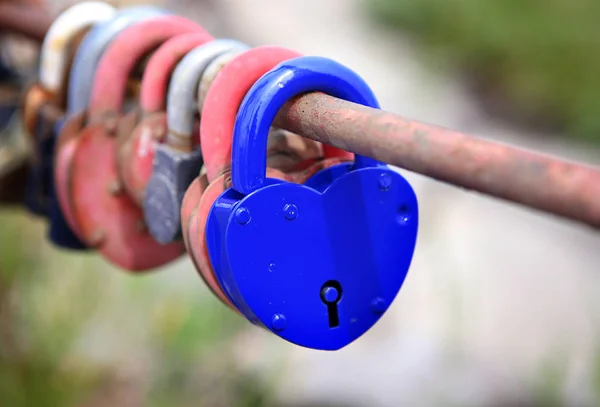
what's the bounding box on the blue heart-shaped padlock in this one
[206,56,419,351]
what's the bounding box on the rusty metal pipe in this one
[0,3,51,42]
[274,92,600,229]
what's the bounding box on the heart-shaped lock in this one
[66,15,206,271]
[51,6,170,249]
[117,32,214,206]
[205,56,419,350]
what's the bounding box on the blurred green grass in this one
[0,209,276,407]
[367,0,600,140]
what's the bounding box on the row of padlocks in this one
[20,1,419,351]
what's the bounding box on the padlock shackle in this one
[231,56,384,195]
[165,39,248,150]
[39,2,116,96]
[88,15,207,123]
[66,6,170,116]
[140,32,214,114]
[200,46,303,182]
[196,49,247,113]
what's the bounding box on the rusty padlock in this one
[117,31,214,206]
[65,15,209,271]
[52,6,171,245]
[142,39,249,245]
[22,2,116,216]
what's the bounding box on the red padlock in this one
[66,16,208,271]
[118,31,213,206]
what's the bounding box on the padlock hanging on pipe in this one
[21,1,115,249]
[185,45,304,310]
[51,6,172,248]
[142,39,249,245]
[64,15,208,271]
[205,56,418,350]
[117,31,215,206]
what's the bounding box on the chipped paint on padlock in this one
[142,39,249,244]
[22,1,116,135]
[206,56,418,350]
[117,32,214,205]
[67,15,207,270]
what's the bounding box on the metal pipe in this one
[0,3,51,42]
[274,92,600,229]
[2,3,600,230]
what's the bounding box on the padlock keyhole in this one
[320,280,342,328]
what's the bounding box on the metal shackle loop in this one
[139,32,214,114]
[196,49,247,112]
[199,46,302,182]
[165,39,249,151]
[232,56,384,195]
[39,1,116,96]
[66,6,169,116]
[87,15,205,123]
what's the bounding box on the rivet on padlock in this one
[66,15,207,271]
[142,39,248,245]
[205,56,419,350]
[51,6,171,248]
[183,46,301,308]
[22,1,116,217]
[117,31,214,206]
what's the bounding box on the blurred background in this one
[2,0,600,406]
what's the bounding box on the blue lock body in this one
[205,56,419,351]
[45,6,168,250]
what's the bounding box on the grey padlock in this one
[143,40,249,244]
[143,145,203,244]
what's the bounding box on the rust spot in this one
[88,229,106,247]
[107,179,124,196]
[135,219,147,233]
